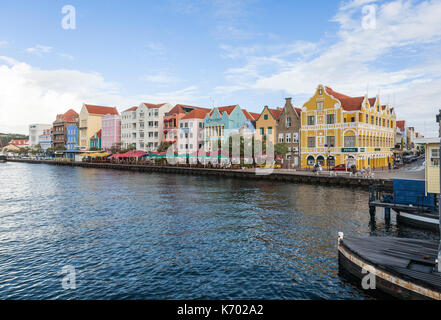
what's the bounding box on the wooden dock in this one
[7,159,393,190]
[338,234,441,300]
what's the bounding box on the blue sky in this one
[0,0,440,135]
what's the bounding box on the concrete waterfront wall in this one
[8,159,393,190]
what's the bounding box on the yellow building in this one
[301,85,396,169]
[79,104,119,150]
[420,138,440,194]
[255,106,282,146]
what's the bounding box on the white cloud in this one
[141,72,179,84]
[25,44,53,56]
[0,41,9,48]
[216,0,441,136]
[0,57,204,134]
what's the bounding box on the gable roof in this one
[123,106,138,112]
[242,109,259,121]
[59,109,78,122]
[324,87,376,111]
[269,108,282,119]
[396,120,405,131]
[182,108,211,120]
[209,105,237,117]
[85,104,119,115]
[141,102,168,109]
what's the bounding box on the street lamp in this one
[325,143,334,171]
[437,110,441,272]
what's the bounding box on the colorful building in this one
[136,102,174,152]
[38,128,53,151]
[52,109,79,149]
[203,105,257,151]
[276,98,302,167]
[79,104,119,150]
[178,108,211,155]
[90,129,102,150]
[102,114,121,151]
[66,124,79,151]
[255,106,282,146]
[301,85,396,169]
[164,104,209,152]
[29,124,52,148]
[417,137,440,195]
[121,106,138,150]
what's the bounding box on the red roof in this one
[396,120,405,132]
[209,105,237,117]
[85,104,119,115]
[10,139,28,146]
[142,103,167,109]
[182,109,211,120]
[242,109,258,120]
[325,87,376,111]
[123,106,138,112]
[294,108,302,116]
[57,109,78,122]
[269,108,282,119]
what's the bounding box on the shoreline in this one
[7,159,393,190]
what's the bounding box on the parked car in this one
[331,164,348,171]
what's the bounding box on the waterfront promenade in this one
[8,159,395,190]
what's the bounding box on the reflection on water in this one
[0,162,437,299]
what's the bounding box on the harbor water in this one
[0,162,437,299]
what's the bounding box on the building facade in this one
[276,98,302,167]
[420,137,440,194]
[136,102,173,152]
[178,108,210,155]
[203,105,257,151]
[301,85,396,169]
[66,124,79,151]
[102,114,121,151]
[90,130,102,150]
[121,106,138,150]
[52,109,79,149]
[255,106,282,146]
[38,128,53,151]
[79,104,119,150]
[164,105,209,152]
[29,124,52,148]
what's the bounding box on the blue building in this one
[38,128,53,152]
[66,124,79,151]
[203,105,258,151]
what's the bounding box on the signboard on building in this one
[341,148,358,153]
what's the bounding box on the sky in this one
[0,0,440,136]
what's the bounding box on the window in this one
[268,127,273,134]
[307,116,315,125]
[371,116,374,124]
[431,148,440,166]
[293,132,299,143]
[316,101,324,110]
[344,136,355,147]
[326,114,335,124]
[326,136,335,147]
[286,133,291,143]
[318,89,323,95]
[351,117,355,123]
[307,137,315,148]
[264,114,268,120]
[278,133,284,143]
[286,117,292,128]
[260,127,265,135]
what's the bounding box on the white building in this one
[178,109,210,155]
[121,106,138,149]
[29,124,52,148]
[136,102,173,152]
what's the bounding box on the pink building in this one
[101,114,121,151]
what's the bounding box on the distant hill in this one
[0,133,28,148]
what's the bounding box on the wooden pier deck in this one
[7,159,393,190]
[338,235,441,299]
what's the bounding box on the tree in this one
[110,142,122,154]
[157,142,172,153]
[274,143,289,157]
